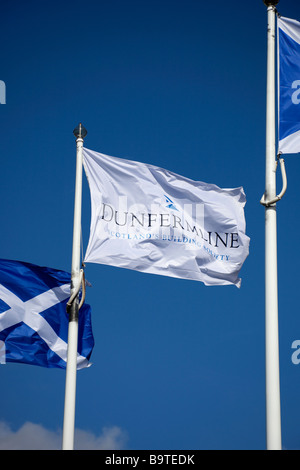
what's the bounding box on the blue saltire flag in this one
[0,259,94,369]
[278,16,300,154]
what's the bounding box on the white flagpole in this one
[62,123,87,450]
[263,0,282,451]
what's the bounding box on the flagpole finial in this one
[263,0,279,6]
[73,123,87,140]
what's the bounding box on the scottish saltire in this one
[278,16,300,154]
[83,148,250,287]
[0,259,94,369]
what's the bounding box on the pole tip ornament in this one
[73,123,87,139]
[263,0,279,6]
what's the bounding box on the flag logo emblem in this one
[164,195,178,211]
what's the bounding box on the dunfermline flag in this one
[278,16,300,154]
[83,148,250,288]
[0,259,94,369]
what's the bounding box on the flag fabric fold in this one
[83,148,250,287]
[278,16,300,154]
[0,259,94,369]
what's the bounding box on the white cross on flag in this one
[0,259,94,369]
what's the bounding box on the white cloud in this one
[0,421,128,450]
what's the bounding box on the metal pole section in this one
[263,0,282,451]
[62,123,87,450]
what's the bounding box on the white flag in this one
[83,148,250,287]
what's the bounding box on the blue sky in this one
[1,0,300,450]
